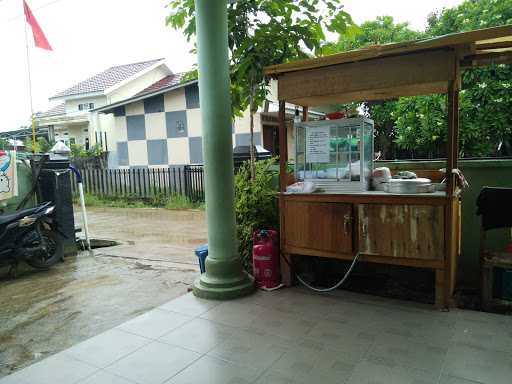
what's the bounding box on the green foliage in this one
[322,15,422,54]
[70,143,104,159]
[326,16,422,158]
[167,0,356,118]
[398,0,512,157]
[75,193,203,210]
[234,158,279,272]
[327,1,512,158]
[23,136,53,153]
[0,138,8,149]
[165,193,202,210]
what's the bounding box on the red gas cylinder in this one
[252,229,280,289]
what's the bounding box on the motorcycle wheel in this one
[26,225,61,270]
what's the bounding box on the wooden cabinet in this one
[283,201,353,255]
[358,204,444,260]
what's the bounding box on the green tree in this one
[325,16,423,158]
[23,136,52,153]
[0,138,8,149]
[167,0,356,177]
[395,0,512,157]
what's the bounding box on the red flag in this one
[23,0,52,51]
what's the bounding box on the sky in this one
[0,0,464,132]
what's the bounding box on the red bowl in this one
[326,111,345,120]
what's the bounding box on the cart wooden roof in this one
[265,25,512,106]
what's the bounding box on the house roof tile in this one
[135,73,187,97]
[37,103,65,118]
[51,58,164,99]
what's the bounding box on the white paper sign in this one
[306,127,330,163]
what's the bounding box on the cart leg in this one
[435,269,449,310]
[281,253,293,287]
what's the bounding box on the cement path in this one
[0,207,207,378]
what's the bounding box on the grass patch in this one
[73,193,204,210]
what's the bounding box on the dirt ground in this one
[0,207,207,378]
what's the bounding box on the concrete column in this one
[193,0,254,299]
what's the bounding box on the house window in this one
[78,103,94,111]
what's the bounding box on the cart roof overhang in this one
[264,25,512,106]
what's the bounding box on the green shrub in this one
[165,194,199,210]
[74,192,203,210]
[234,158,279,273]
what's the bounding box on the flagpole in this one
[23,2,36,151]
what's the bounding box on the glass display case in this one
[295,117,374,192]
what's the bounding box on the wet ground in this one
[0,207,207,378]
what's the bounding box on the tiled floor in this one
[2,287,511,384]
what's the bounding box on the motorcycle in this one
[0,201,62,277]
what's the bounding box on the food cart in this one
[265,25,512,308]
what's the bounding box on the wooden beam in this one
[288,81,449,106]
[461,51,512,68]
[302,106,309,122]
[265,25,512,76]
[476,41,512,50]
[278,50,455,105]
[278,100,287,193]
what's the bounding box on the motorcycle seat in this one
[0,206,43,226]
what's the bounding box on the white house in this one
[94,74,313,168]
[37,58,171,149]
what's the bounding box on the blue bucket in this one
[194,244,208,273]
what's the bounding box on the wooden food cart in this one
[265,25,512,309]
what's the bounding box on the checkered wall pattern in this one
[112,84,261,168]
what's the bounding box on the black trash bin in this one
[233,145,271,171]
[35,153,76,256]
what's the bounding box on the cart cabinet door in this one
[358,204,444,260]
[284,201,353,254]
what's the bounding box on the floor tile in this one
[366,333,447,373]
[207,329,288,370]
[77,370,136,384]
[305,319,376,357]
[0,374,31,384]
[268,345,356,384]
[346,358,439,384]
[64,328,151,368]
[439,375,485,384]
[105,341,200,384]
[443,343,512,384]
[200,301,266,328]
[165,355,261,384]
[159,293,220,317]
[7,353,98,384]
[247,307,317,340]
[117,309,192,339]
[159,318,235,353]
[453,316,512,353]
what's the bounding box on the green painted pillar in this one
[193,0,254,299]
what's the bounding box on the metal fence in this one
[71,165,205,202]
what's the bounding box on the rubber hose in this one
[296,252,360,293]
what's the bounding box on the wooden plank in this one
[285,245,444,269]
[278,50,455,105]
[288,81,449,106]
[278,100,287,193]
[283,201,353,254]
[280,192,448,206]
[265,25,512,76]
[358,204,445,260]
